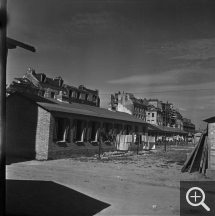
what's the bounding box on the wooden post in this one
[98,140,101,159]
[164,132,166,152]
[98,128,102,159]
[98,129,100,159]
[0,1,7,215]
[137,133,140,155]
[164,112,167,152]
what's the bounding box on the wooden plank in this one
[181,141,198,172]
[181,134,201,172]
[201,149,205,173]
[199,136,207,173]
[208,139,211,169]
[7,37,36,52]
[202,138,208,174]
[189,134,205,173]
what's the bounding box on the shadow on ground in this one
[6,180,110,216]
[6,156,34,165]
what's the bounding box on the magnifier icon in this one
[186,187,210,211]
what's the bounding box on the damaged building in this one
[6,68,100,107]
[109,92,194,132]
[108,92,148,121]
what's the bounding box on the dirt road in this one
[6,146,207,215]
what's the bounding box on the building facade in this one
[183,118,196,134]
[146,99,163,126]
[171,106,183,129]
[6,68,100,107]
[161,102,172,127]
[161,102,184,129]
[109,92,148,121]
[109,92,195,133]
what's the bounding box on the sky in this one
[6,0,215,130]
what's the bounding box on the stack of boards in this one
[181,132,208,174]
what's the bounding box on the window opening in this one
[51,92,55,98]
[53,117,70,141]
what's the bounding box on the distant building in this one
[171,106,183,129]
[6,68,100,107]
[161,102,172,127]
[183,118,195,134]
[161,102,183,129]
[108,92,148,121]
[146,99,163,126]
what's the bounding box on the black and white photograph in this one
[2,0,215,215]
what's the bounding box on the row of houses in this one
[6,68,100,107]
[108,91,195,134]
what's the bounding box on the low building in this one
[109,92,148,121]
[6,68,100,107]
[148,124,188,145]
[183,118,195,134]
[6,92,150,160]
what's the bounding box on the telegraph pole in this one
[1,2,36,213]
[0,1,7,215]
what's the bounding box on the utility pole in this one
[1,3,35,214]
[0,1,7,215]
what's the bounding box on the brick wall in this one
[47,113,115,159]
[6,94,38,159]
[46,112,148,159]
[6,94,52,160]
[35,107,51,160]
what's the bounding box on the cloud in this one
[146,38,215,61]
[133,81,215,95]
[69,12,126,37]
[179,107,187,111]
[171,39,215,60]
[108,71,178,85]
[197,106,205,110]
[108,66,215,87]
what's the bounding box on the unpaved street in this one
[6,146,207,215]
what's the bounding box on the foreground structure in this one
[6,92,150,160]
[204,116,215,179]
